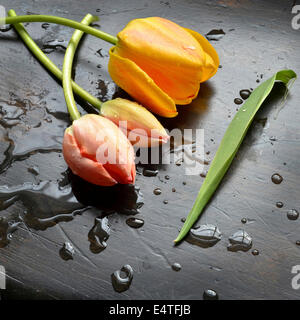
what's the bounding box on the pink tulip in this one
[63,114,136,186]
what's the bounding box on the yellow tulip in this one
[101,98,169,147]
[108,17,219,118]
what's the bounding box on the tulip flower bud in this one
[62,114,136,186]
[108,17,219,118]
[101,98,169,147]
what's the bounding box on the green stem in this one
[2,14,118,45]
[63,14,95,121]
[7,9,102,111]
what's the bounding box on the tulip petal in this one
[63,115,136,186]
[101,98,170,147]
[72,114,135,185]
[116,17,206,105]
[185,27,220,82]
[63,127,117,186]
[116,49,201,105]
[108,47,178,118]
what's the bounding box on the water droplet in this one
[59,242,75,260]
[181,217,186,223]
[182,181,186,185]
[143,168,158,177]
[165,175,170,180]
[200,172,207,178]
[41,39,67,54]
[126,217,144,229]
[96,79,115,101]
[96,48,105,57]
[171,263,182,272]
[203,289,218,300]
[187,224,222,248]
[271,173,283,184]
[175,159,182,166]
[241,218,247,224]
[296,240,300,246]
[205,29,225,41]
[276,201,283,208]
[41,23,50,30]
[269,136,277,141]
[287,209,299,221]
[27,166,39,176]
[227,230,252,252]
[239,89,251,100]
[0,24,13,32]
[183,45,196,50]
[172,188,176,192]
[45,116,52,123]
[153,188,162,195]
[88,217,110,254]
[111,265,133,293]
[234,98,243,105]
[251,249,259,256]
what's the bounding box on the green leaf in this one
[174,69,297,244]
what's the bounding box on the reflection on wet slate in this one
[69,170,144,215]
[227,230,252,252]
[0,166,145,247]
[111,264,133,293]
[186,224,222,248]
[0,93,63,175]
[0,217,20,248]
[0,180,86,246]
[88,216,110,254]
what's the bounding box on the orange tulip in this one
[108,17,219,118]
[63,114,136,186]
[101,98,169,147]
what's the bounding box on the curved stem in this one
[2,14,118,45]
[7,9,102,111]
[63,14,95,121]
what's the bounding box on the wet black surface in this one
[0,0,299,299]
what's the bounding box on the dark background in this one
[0,0,299,299]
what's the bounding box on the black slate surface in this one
[0,0,299,299]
